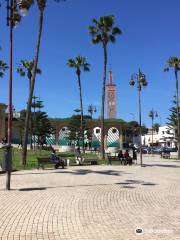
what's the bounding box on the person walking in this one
[133,148,137,164]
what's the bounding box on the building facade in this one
[141,126,176,147]
[106,69,117,119]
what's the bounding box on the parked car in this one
[141,147,151,154]
[152,147,177,154]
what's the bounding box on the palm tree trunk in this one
[22,10,44,165]
[28,78,33,150]
[29,110,33,149]
[101,43,107,160]
[77,72,85,153]
[175,69,180,158]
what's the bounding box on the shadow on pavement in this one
[19,187,46,191]
[18,183,117,191]
[144,164,180,168]
[14,169,131,177]
[122,185,136,189]
[115,179,157,188]
[17,179,157,192]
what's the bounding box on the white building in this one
[141,126,176,147]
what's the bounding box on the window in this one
[112,128,117,133]
[96,129,100,134]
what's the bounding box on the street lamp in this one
[6,0,29,190]
[129,69,148,166]
[88,104,97,118]
[32,96,39,149]
[88,105,97,150]
[149,109,158,148]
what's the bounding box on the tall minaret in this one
[106,68,117,118]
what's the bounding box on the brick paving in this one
[0,155,180,240]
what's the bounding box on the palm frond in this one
[67,59,76,68]
[112,26,122,35]
[36,68,42,74]
[168,56,180,68]
[17,59,41,77]
[100,15,114,28]
[17,67,26,76]
[92,35,102,44]
[89,26,98,36]
[0,60,8,78]
[89,15,121,45]
[109,35,116,43]
[83,63,90,72]
[67,56,90,73]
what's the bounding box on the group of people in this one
[117,149,137,165]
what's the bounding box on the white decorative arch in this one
[59,126,70,139]
[92,127,101,142]
[107,127,119,147]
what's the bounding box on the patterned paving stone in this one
[0,155,180,239]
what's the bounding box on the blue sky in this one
[0,0,180,127]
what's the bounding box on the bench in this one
[161,152,170,159]
[107,155,133,165]
[75,156,97,165]
[37,157,65,169]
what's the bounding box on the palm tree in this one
[17,60,41,94]
[20,0,64,165]
[0,60,8,78]
[165,57,180,158]
[89,15,122,159]
[67,56,90,153]
[17,60,41,150]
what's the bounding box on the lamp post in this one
[88,105,97,150]
[129,69,148,166]
[32,96,39,149]
[149,109,158,148]
[6,0,29,190]
[88,104,97,119]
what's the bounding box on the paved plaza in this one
[0,155,180,240]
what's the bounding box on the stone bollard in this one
[67,159,70,167]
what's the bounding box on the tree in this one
[68,115,91,146]
[89,15,122,159]
[67,56,90,153]
[165,57,180,158]
[17,60,41,150]
[33,111,55,148]
[17,60,41,95]
[167,96,180,144]
[20,0,65,165]
[0,60,8,78]
[124,121,148,143]
[18,106,55,150]
[153,123,160,133]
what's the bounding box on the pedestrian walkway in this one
[0,156,180,239]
